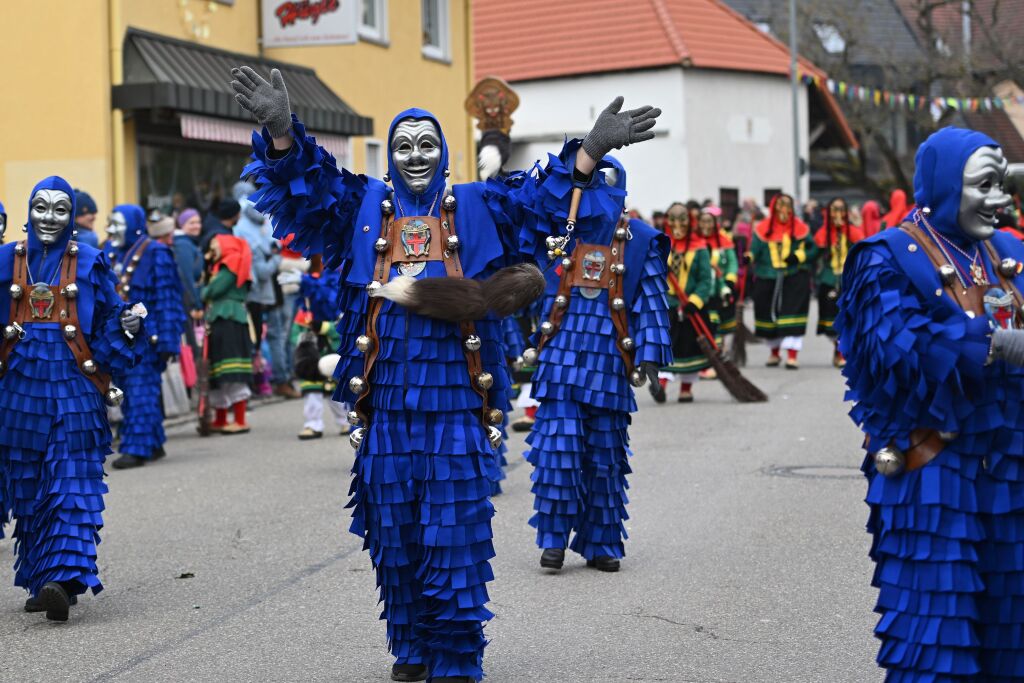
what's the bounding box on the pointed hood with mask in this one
[912,126,1000,245]
[25,176,77,285]
[113,203,154,281]
[386,108,450,218]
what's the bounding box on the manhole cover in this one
[763,465,861,480]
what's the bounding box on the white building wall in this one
[683,69,809,207]
[504,68,688,218]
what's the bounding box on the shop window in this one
[138,142,252,217]
[365,140,383,178]
[360,0,388,44]
[421,0,449,62]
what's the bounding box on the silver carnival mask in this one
[107,211,127,248]
[959,147,1012,241]
[0,213,6,242]
[391,119,442,194]
[29,189,72,245]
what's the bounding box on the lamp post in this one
[789,0,801,204]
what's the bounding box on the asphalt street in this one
[0,319,879,683]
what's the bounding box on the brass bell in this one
[9,284,22,300]
[355,335,373,353]
[561,257,573,270]
[1000,258,1019,278]
[938,264,957,286]
[15,243,25,256]
[149,335,159,345]
[540,321,554,336]
[615,227,628,241]
[380,199,394,215]
[82,359,98,375]
[374,238,389,253]
[554,295,568,309]
[63,283,79,299]
[446,235,460,251]
[347,411,362,426]
[522,347,539,366]
[487,425,503,450]
[610,263,626,275]
[366,281,382,293]
[104,385,125,407]
[620,336,635,351]
[476,372,494,390]
[629,368,647,387]
[3,325,18,340]
[487,408,504,425]
[464,335,482,352]
[63,324,77,340]
[348,376,368,394]
[873,447,905,477]
[349,427,366,450]
[611,297,626,311]
[442,194,457,212]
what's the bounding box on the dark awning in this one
[112,28,373,137]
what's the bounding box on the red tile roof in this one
[963,110,1024,163]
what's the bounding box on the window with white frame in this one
[360,0,388,43]
[421,0,449,61]
[365,140,383,179]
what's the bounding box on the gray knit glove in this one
[581,96,661,161]
[230,66,293,138]
[991,328,1024,365]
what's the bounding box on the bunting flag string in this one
[797,69,1024,113]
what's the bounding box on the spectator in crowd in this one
[73,189,100,248]
[266,235,306,399]
[860,200,882,237]
[201,198,240,252]
[173,209,205,316]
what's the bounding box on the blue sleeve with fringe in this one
[244,117,367,269]
[633,238,673,366]
[835,241,991,449]
[299,271,342,322]
[148,246,187,356]
[88,253,144,376]
[500,316,526,360]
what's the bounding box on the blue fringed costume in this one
[837,128,1024,681]
[519,152,672,564]
[110,205,186,465]
[0,176,141,608]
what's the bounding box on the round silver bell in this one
[0,359,5,373]
[939,431,959,442]
[546,250,557,260]
[464,335,482,352]
[487,425,503,450]
[873,447,906,477]
[374,238,389,253]
[938,264,957,286]
[132,253,142,263]
[561,257,573,270]
[629,368,647,388]
[63,283,79,299]
[476,372,494,390]
[149,335,159,345]
[380,199,394,215]
[68,243,79,256]
[545,236,561,251]
[382,173,390,183]
[620,336,636,351]
[921,206,932,216]
[611,297,626,311]
[348,376,368,395]
[82,359,98,375]
[3,325,18,340]
[446,235,460,251]
[366,281,382,293]
[15,243,25,256]
[9,284,22,300]
[442,194,457,211]
[355,335,373,353]
[120,276,130,286]
[512,355,525,372]
[610,263,626,275]
[349,427,366,450]
[121,285,131,294]
[1000,258,1019,278]
[63,324,77,340]
[540,321,555,336]
[104,385,125,407]
[554,295,568,309]
[487,408,504,425]
[347,410,362,426]
[614,227,628,241]
[126,265,135,274]
[522,347,539,366]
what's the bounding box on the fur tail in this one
[481,263,547,317]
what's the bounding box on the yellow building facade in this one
[0,0,475,231]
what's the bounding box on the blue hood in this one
[913,126,1000,243]
[25,176,77,284]
[386,108,450,217]
[113,203,148,251]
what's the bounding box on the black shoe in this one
[151,446,167,461]
[391,663,428,682]
[25,592,76,613]
[511,416,535,433]
[540,548,565,570]
[586,556,621,572]
[39,582,71,621]
[648,380,666,404]
[111,454,146,469]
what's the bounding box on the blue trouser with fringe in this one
[116,348,166,458]
[526,400,632,559]
[0,325,109,597]
[348,408,499,681]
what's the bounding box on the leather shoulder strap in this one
[898,222,984,317]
